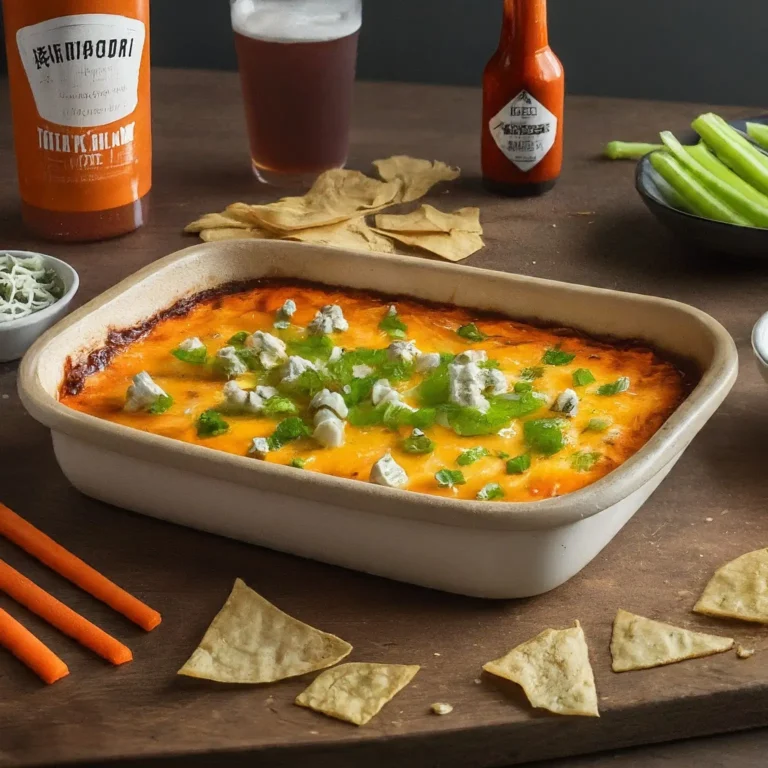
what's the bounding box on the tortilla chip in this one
[610,609,734,672]
[283,218,395,253]
[371,228,483,262]
[178,578,352,683]
[694,549,768,624]
[375,205,482,234]
[373,156,460,203]
[199,227,268,243]
[483,621,599,717]
[295,662,419,726]
[736,644,755,659]
[184,212,253,234]
[243,169,401,232]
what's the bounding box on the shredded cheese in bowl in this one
[0,253,63,324]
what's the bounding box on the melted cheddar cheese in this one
[61,281,687,502]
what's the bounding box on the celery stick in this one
[648,151,751,226]
[650,172,694,214]
[687,142,768,208]
[746,122,768,151]
[660,131,768,227]
[604,141,663,160]
[692,113,768,195]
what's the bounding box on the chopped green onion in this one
[457,446,490,466]
[572,368,595,387]
[379,306,408,339]
[234,347,262,372]
[457,323,487,342]
[290,457,307,469]
[262,395,299,417]
[147,394,174,415]
[382,403,428,431]
[435,469,466,488]
[417,362,451,406]
[171,345,207,365]
[348,402,436,430]
[410,407,438,430]
[440,392,542,437]
[506,453,531,474]
[281,368,334,398]
[402,431,436,454]
[196,409,228,437]
[542,347,575,366]
[228,331,249,347]
[477,483,504,501]
[286,334,335,361]
[342,376,376,406]
[571,451,602,472]
[268,417,311,450]
[496,451,510,459]
[524,418,567,455]
[478,359,500,369]
[604,141,663,160]
[520,366,544,380]
[585,417,611,433]
[597,377,630,396]
[514,381,533,393]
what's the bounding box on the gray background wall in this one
[1,0,766,106]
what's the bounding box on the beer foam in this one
[232,0,361,43]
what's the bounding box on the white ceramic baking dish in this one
[18,242,738,598]
[752,311,768,386]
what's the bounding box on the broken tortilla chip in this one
[371,228,483,262]
[373,156,460,203]
[282,218,395,253]
[178,578,352,683]
[184,211,252,234]
[483,621,599,717]
[295,662,420,726]
[610,609,734,672]
[199,227,267,243]
[243,169,401,232]
[694,549,768,624]
[375,204,482,234]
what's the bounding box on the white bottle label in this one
[16,14,146,129]
[488,90,557,172]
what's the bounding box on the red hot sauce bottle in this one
[481,0,564,197]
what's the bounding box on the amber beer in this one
[231,0,361,186]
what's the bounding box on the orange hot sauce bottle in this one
[2,0,151,241]
[482,0,564,197]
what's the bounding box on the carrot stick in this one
[0,560,132,665]
[0,607,69,684]
[0,503,161,631]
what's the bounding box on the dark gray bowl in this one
[636,115,768,257]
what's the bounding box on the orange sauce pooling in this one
[61,281,687,502]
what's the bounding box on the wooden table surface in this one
[1,70,768,768]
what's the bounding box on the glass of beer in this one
[230,0,362,187]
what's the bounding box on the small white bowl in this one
[753,312,768,386]
[0,250,79,363]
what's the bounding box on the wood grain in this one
[1,70,767,768]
